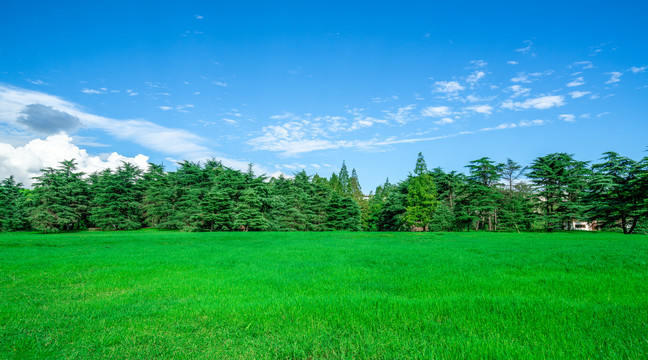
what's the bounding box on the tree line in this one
[1,150,647,234]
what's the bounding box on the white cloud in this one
[566,77,585,87]
[386,104,417,124]
[158,106,172,111]
[467,71,486,84]
[511,74,530,83]
[469,60,487,68]
[559,114,575,122]
[421,106,452,117]
[0,85,209,158]
[212,81,227,87]
[433,81,464,93]
[515,40,533,53]
[605,72,622,84]
[371,95,399,103]
[0,133,149,187]
[466,104,493,115]
[569,91,591,99]
[629,66,647,74]
[478,119,545,132]
[507,61,519,65]
[27,79,50,86]
[434,117,454,125]
[81,88,103,94]
[508,85,530,98]
[501,95,566,110]
[573,61,594,69]
[195,14,204,19]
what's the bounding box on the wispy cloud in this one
[559,114,575,122]
[421,106,452,117]
[605,71,622,84]
[515,40,533,54]
[629,66,647,74]
[566,77,585,87]
[573,61,594,69]
[0,85,208,158]
[569,91,591,99]
[433,81,464,94]
[501,95,565,110]
[27,79,50,86]
[466,104,493,115]
[508,85,530,98]
[466,71,486,84]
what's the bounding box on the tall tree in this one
[29,159,89,232]
[586,152,648,234]
[528,153,589,230]
[464,157,502,231]
[0,176,29,231]
[403,153,438,231]
[89,162,144,230]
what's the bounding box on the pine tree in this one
[403,153,438,231]
[0,176,29,231]
[89,162,144,230]
[30,159,89,232]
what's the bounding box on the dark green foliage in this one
[326,193,362,230]
[586,152,648,234]
[89,163,144,230]
[528,153,589,231]
[4,149,648,234]
[29,159,89,232]
[0,176,29,231]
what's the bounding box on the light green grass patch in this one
[1,231,647,359]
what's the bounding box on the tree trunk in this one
[625,217,638,234]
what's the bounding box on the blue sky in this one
[1,1,647,190]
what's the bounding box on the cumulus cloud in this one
[16,104,81,135]
[0,133,149,187]
[501,95,565,110]
[605,72,622,84]
[421,106,452,117]
[0,85,208,158]
[566,77,585,87]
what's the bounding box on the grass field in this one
[1,231,647,359]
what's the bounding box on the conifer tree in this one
[0,176,29,231]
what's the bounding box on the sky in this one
[1,0,647,190]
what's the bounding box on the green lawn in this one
[1,231,647,359]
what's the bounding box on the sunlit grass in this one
[1,231,647,359]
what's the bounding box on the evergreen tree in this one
[528,153,589,230]
[89,162,144,230]
[403,153,438,231]
[29,159,89,232]
[0,176,29,231]
[586,152,648,234]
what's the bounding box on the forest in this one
[1,151,647,234]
